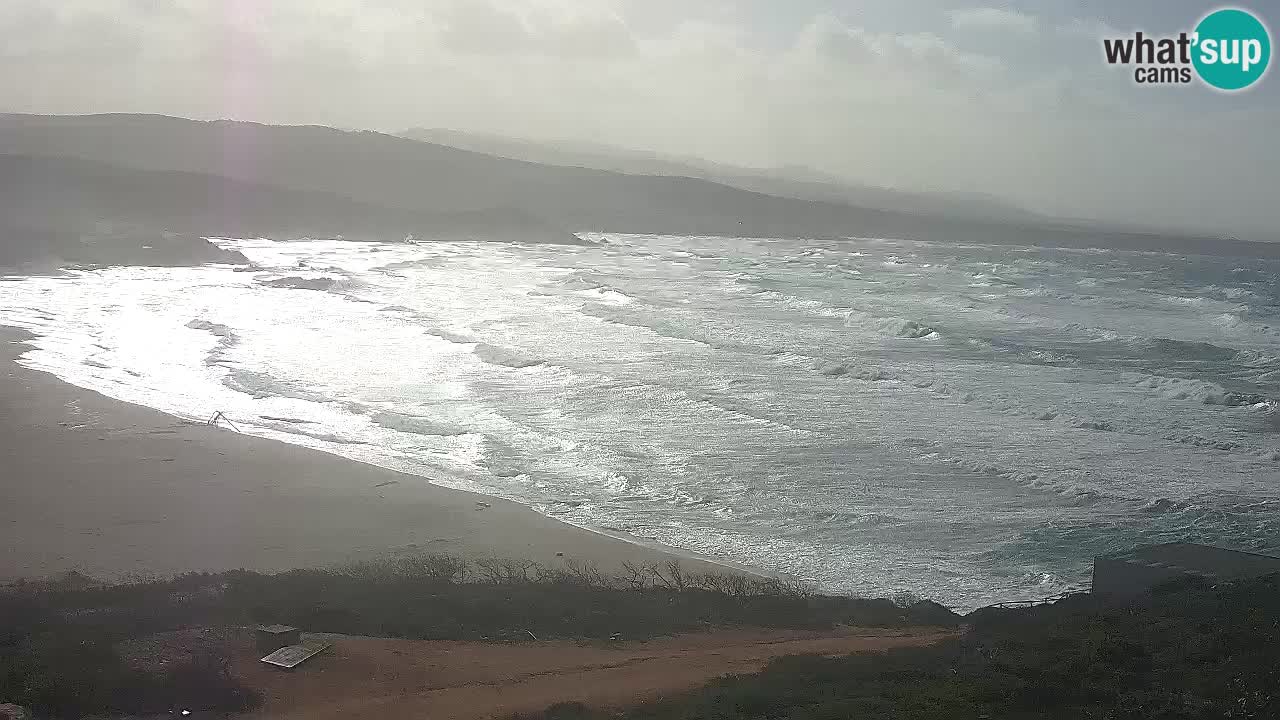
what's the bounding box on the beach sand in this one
[0,327,728,583]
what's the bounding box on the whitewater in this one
[3,233,1279,610]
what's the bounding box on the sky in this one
[1,0,1278,238]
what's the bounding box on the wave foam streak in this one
[2,234,1279,610]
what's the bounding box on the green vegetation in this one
[10,555,1279,719]
[519,574,1280,720]
[0,575,259,719]
[228,556,956,641]
[0,555,955,718]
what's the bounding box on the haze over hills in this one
[399,127,1044,225]
[1,113,1274,267]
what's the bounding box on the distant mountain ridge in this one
[1,113,1273,267]
[398,127,1043,225]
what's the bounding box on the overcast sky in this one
[2,0,1277,238]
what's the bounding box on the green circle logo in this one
[1192,8,1271,91]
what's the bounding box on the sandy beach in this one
[0,326,726,583]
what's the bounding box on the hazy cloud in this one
[949,7,1039,35]
[436,0,635,57]
[0,0,1276,238]
[798,16,1003,81]
[1056,17,1122,40]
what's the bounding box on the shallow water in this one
[3,233,1279,609]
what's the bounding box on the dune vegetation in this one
[0,554,953,718]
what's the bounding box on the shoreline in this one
[1,326,747,583]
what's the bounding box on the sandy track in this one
[232,627,954,720]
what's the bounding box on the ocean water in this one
[3,233,1279,610]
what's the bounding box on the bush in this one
[516,573,1280,720]
[0,552,959,717]
[0,622,258,718]
[216,555,954,643]
[0,574,258,718]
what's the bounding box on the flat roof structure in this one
[1094,543,1280,598]
[255,624,301,655]
[260,640,332,669]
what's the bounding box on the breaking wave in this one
[1133,374,1267,407]
[370,411,475,437]
[4,233,1280,610]
[472,343,546,369]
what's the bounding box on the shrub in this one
[515,573,1280,720]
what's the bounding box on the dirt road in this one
[231,626,954,719]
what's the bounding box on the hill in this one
[2,113,1274,260]
[399,127,1042,224]
[0,153,577,267]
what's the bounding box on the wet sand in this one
[1,327,730,583]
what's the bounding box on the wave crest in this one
[473,343,545,369]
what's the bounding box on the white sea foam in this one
[2,234,1279,610]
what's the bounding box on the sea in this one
[3,233,1278,610]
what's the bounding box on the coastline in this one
[0,326,741,583]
